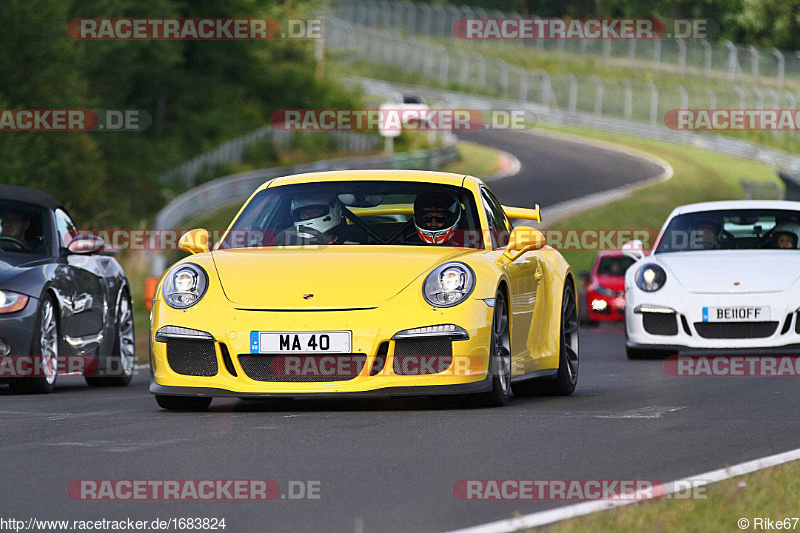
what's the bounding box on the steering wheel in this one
[759,227,779,248]
[0,235,30,252]
[274,226,330,246]
[718,230,737,249]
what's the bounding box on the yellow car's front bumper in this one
[150,296,494,397]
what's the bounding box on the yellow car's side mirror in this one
[502,226,546,263]
[179,229,211,255]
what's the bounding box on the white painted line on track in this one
[445,446,800,533]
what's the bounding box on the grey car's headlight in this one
[423,262,475,307]
[163,263,208,309]
[635,264,666,292]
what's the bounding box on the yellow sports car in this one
[149,170,578,409]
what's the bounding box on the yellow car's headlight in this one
[163,263,208,309]
[423,262,475,308]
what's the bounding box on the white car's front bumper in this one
[626,289,800,350]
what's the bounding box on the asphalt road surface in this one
[2,326,799,532]
[457,129,665,209]
[1,133,796,533]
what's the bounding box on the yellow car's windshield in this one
[217,180,486,249]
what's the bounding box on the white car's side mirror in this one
[622,239,646,261]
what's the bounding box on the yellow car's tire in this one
[474,290,512,407]
[515,279,579,396]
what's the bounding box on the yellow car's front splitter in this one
[150,297,494,397]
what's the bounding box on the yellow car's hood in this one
[211,246,475,309]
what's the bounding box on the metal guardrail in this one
[150,135,459,275]
[159,127,382,187]
[346,76,800,174]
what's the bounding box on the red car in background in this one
[579,251,636,324]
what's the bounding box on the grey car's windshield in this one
[217,180,485,249]
[0,200,50,256]
[655,209,800,253]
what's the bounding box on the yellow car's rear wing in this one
[502,204,541,223]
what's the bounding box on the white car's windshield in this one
[655,209,800,253]
[217,180,487,249]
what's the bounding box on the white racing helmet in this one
[773,222,800,248]
[290,193,343,235]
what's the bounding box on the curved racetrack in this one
[2,130,798,533]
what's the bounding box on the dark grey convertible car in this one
[0,185,134,393]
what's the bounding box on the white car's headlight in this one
[163,263,208,309]
[635,264,666,292]
[423,262,475,307]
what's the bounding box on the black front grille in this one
[238,354,366,382]
[393,337,453,375]
[694,322,779,339]
[642,313,678,336]
[166,339,218,376]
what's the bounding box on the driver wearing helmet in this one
[289,193,348,244]
[413,194,462,245]
[773,222,800,249]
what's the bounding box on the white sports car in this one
[625,200,800,358]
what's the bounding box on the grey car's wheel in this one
[9,294,59,394]
[155,395,212,411]
[474,290,512,407]
[86,290,135,387]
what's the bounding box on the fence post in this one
[726,41,739,82]
[603,39,611,63]
[701,40,712,77]
[592,76,604,115]
[438,46,449,86]
[540,71,552,107]
[753,86,764,109]
[514,66,528,102]
[648,81,659,124]
[457,50,470,87]
[653,39,661,74]
[499,60,509,96]
[773,49,785,89]
[567,75,577,113]
[677,84,688,110]
[677,38,686,76]
[623,80,632,119]
[628,40,636,65]
[748,45,759,81]
[732,84,746,109]
[706,87,717,110]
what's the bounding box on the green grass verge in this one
[532,122,781,279]
[538,459,800,532]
